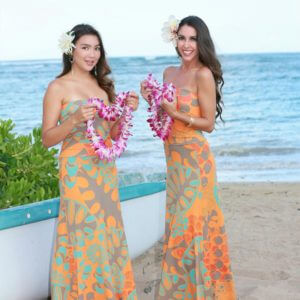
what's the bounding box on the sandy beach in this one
[132,182,300,300]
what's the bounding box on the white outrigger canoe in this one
[0,182,166,300]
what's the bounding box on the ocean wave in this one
[119,149,153,158]
[0,59,59,67]
[117,146,300,158]
[214,146,300,157]
[118,171,166,187]
[120,146,300,159]
[144,56,157,61]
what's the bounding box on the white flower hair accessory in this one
[58,31,76,55]
[161,15,179,46]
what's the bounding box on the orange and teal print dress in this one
[158,88,236,299]
[51,100,137,300]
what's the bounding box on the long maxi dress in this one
[51,99,137,300]
[158,88,236,299]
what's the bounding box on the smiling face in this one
[72,34,101,72]
[176,24,199,63]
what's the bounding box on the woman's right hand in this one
[140,80,152,104]
[71,104,96,125]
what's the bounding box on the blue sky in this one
[1,0,300,60]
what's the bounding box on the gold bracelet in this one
[187,116,194,128]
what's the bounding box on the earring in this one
[94,67,97,76]
[69,56,74,64]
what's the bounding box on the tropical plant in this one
[0,119,59,209]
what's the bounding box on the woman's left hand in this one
[161,96,177,118]
[126,91,139,111]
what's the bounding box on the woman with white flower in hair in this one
[42,24,138,299]
[141,16,236,299]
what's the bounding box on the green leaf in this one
[0,119,59,209]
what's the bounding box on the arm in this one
[162,67,216,133]
[140,81,151,104]
[42,81,95,148]
[110,116,125,141]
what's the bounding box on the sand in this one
[132,182,300,300]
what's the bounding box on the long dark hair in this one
[177,16,224,121]
[57,24,115,102]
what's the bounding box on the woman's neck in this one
[70,64,94,81]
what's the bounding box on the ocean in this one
[1,53,300,182]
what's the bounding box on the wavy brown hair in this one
[57,24,115,102]
[176,16,224,121]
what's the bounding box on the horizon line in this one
[1,51,300,63]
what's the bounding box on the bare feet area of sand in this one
[132,182,300,300]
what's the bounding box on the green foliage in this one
[0,119,59,209]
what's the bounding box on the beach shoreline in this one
[132,182,300,300]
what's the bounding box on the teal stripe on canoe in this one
[0,181,166,231]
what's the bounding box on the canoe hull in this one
[0,183,166,300]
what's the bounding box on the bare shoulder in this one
[47,77,66,93]
[163,66,177,80]
[195,66,214,83]
[44,77,67,103]
[164,65,177,74]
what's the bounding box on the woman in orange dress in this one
[42,24,138,299]
[141,16,236,299]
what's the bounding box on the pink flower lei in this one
[86,92,133,161]
[144,74,176,141]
